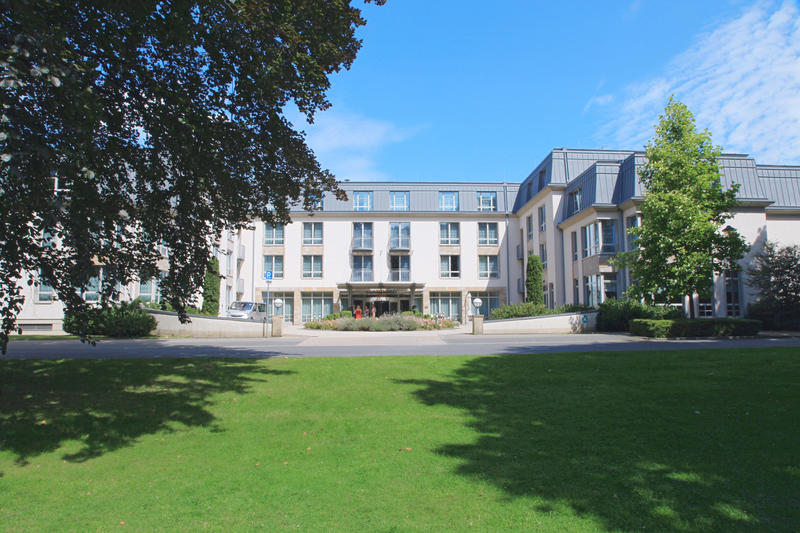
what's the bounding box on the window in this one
[582,223,601,256]
[390,191,410,211]
[584,274,615,306]
[573,279,580,304]
[476,192,497,211]
[83,267,104,302]
[440,255,460,278]
[353,222,373,250]
[538,205,546,232]
[571,231,578,261]
[390,222,410,249]
[264,224,284,245]
[390,255,410,281]
[726,270,741,317]
[479,255,499,279]
[626,215,640,250]
[472,291,500,318]
[526,215,533,240]
[37,271,55,302]
[549,283,555,309]
[478,222,499,245]
[601,220,617,253]
[138,277,161,304]
[537,169,546,190]
[353,191,373,211]
[539,243,547,270]
[352,255,373,282]
[303,222,323,245]
[603,273,617,301]
[263,255,284,279]
[440,222,460,245]
[543,283,548,308]
[301,292,333,323]
[263,292,294,323]
[302,255,322,279]
[526,181,534,201]
[439,191,459,211]
[568,188,582,216]
[430,292,461,321]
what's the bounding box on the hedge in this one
[63,301,157,337]
[596,298,684,332]
[629,318,762,338]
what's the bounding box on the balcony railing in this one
[389,237,410,250]
[236,278,244,293]
[352,237,373,250]
[237,244,246,262]
[351,269,373,282]
[390,269,410,282]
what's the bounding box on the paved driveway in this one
[5,328,799,358]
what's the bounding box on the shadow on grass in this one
[396,349,800,532]
[0,358,292,465]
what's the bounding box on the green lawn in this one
[1,348,799,532]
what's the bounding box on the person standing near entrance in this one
[355,305,362,319]
[370,305,376,318]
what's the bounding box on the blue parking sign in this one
[265,270,273,281]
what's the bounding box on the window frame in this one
[264,224,285,245]
[439,222,460,245]
[353,191,373,212]
[440,255,461,278]
[302,255,323,279]
[263,255,284,279]
[302,222,323,245]
[439,191,459,212]
[476,191,498,212]
[389,191,410,212]
[478,255,499,279]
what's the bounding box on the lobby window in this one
[264,224,284,245]
[303,222,323,245]
[352,255,373,282]
[479,255,499,279]
[263,255,284,279]
[390,222,410,249]
[302,255,323,279]
[540,243,547,270]
[472,291,501,319]
[476,191,497,211]
[538,205,546,232]
[440,255,460,278]
[440,222,460,245]
[390,191,410,211]
[353,222,373,250]
[83,267,104,303]
[478,222,499,245]
[430,292,461,321]
[353,191,373,211]
[439,191,459,211]
[390,255,410,281]
[138,277,161,304]
[526,215,533,240]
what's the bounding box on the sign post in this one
[264,270,273,337]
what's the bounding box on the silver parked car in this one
[225,301,267,320]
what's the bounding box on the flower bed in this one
[305,313,458,331]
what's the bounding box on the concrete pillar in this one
[472,315,484,335]
[271,315,283,337]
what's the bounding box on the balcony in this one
[390,269,410,282]
[351,269,373,282]
[236,278,245,294]
[237,244,246,262]
[352,237,373,251]
[389,237,410,250]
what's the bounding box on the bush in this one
[63,301,157,337]
[489,302,551,320]
[596,299,683,332]
[555,304,594,314]
[629,318,762,338]
[747,301,800,331]
[304,313,457,331]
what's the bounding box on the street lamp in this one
[472,297,483,316]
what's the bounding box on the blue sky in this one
[293,1,800,182]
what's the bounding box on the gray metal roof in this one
[718,156,767,200]
[757,165,800,208]
[293,182,520,214]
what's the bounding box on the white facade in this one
[13,149,800,332]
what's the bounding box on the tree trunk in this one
[688,294,695,319]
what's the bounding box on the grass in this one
[1,348,799,531]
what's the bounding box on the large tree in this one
[0,0,382,351]
[525,254,544,306]
[616,97,747,317]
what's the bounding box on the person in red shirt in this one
[355,305,362,319]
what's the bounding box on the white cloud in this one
[583,94,614,113]
[290,108,416,181]
[598,1,800,164]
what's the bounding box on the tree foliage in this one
[0,0,382,352]
[525,254,544,305]
[200,257,220,316]
[615,97,747,317]
[746,241,800,307]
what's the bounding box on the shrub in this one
[63,301,156,337]
[596,298,683,332]
[556,304,594,314]
[304,313,456,331]
[489,302,551,320]
[341,310,353,318]
[747,301,800,331]
[629,318,761,338]
[525,254,544,305]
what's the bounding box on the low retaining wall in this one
[147,310,267,338]
[483,310,598,334]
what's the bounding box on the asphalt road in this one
[5,332,799,359]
